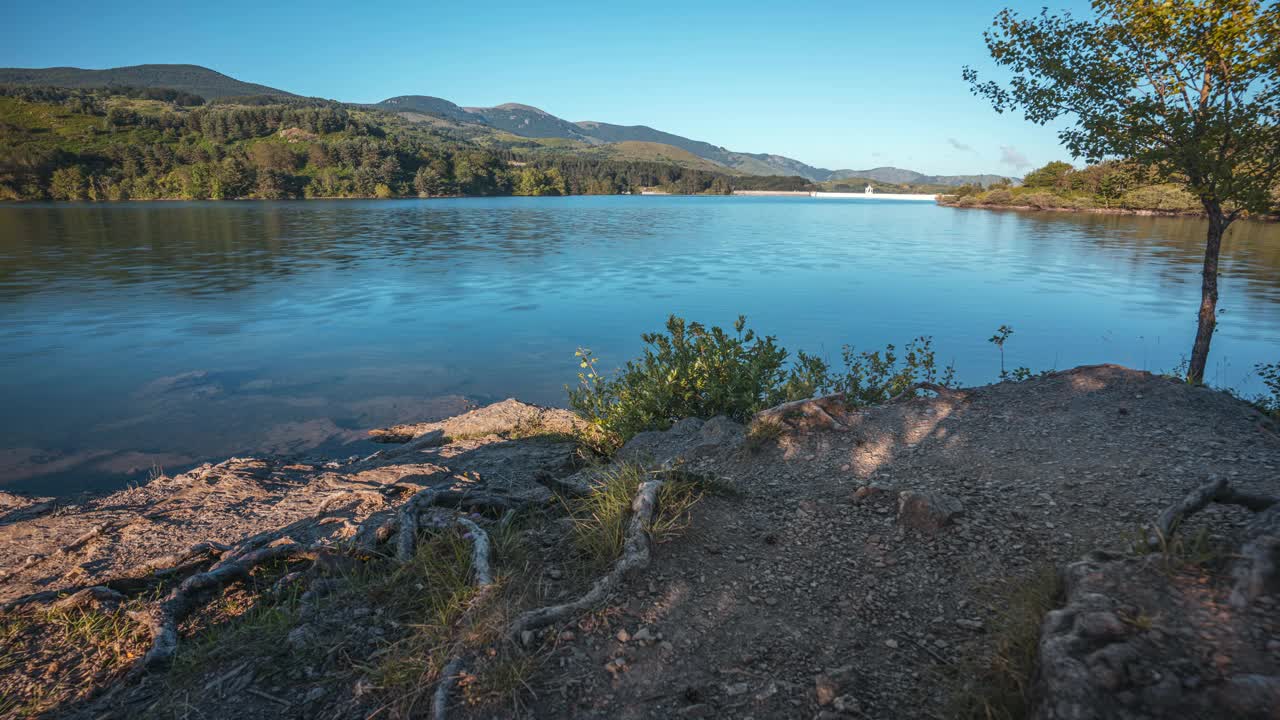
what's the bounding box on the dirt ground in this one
[1,365,1277,719]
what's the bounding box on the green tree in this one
[514,166,566,196]
[965,0,1280,384]
[49,166,88,200]
[413,155,456,197]
[1022,161,1074,189]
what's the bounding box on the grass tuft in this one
[745,419,784,453]
[949,564,1064,720]
[565,463,713,574]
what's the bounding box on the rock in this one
[616,628,631,643]
[832,694,861,713]
[286,625,314,650]
[1216,674,1280,719]
[724,681,749,696]
[633,627,655,643]
[368,398,584,443]
[303,686,326,704]
[617,416,744,468]
[1033,549,1280,719]
[896,490,963,532]
[815,674,838,706]
[1230,505,1280,608]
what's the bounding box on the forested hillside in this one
[945,160,1280,217]
[0,85,773,200]
[0,64,294,101]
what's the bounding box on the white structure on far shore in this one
[865,184,874,195]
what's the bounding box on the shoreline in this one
[937,198,1280,222]
[2,369,1277,718]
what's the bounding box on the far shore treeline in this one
[0,85,818,201]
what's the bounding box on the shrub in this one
[568,315,795,451]
[831,336,955,406]
[568,316,957,452]
[1119,184,1200,212]
[982,188,1014,205]
[1022,192,1063,210]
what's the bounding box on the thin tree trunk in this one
[1188,204,1228,385]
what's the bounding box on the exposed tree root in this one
[396,488,440,562]
[430,516,495,720]
[1144,475,1279,550]
[754,393,853,431]
[432,657,466,720]
[1144,476,1280,609]
[753,382,970,433]
[456,517,494,587]
[508,478,664,640]
[133,543,330,668]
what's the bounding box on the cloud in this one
[1000,145,1031,169]
[946,137,974,152]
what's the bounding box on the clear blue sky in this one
[2,0,1095,176]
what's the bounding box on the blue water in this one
[2,196,1278,492]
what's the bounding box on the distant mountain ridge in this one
[375,97,1006,185]
[0,64,295,100]
[0,64,1009,185]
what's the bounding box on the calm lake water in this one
[2,196,1279,493]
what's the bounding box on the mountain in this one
[389,103,1009,185]
[464,103,601,143]
[0,64,295,100]
[828,167,1009,187]
[375,95,477,124]
[0,64,1008,184]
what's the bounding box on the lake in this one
[2,196,1278,494]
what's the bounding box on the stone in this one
[617,416,745,468]
[286,624,314,650]
[815,674,838,706]
[896,491,963,532]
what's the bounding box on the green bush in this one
[568,316,956,452]
[1022,192,1063,210]
[982,188,1015,205]
[568,316,796,451]
[1119,184,1200,212]
[832,336,955,406]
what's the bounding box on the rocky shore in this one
[1,365,1278,719]
[936,196,1278,222]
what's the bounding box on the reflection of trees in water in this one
[1,202,1277,310]
[1001,211,1280,316]
[0,201,700,301]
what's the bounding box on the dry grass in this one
[949,564,1064,720]
[744,419,785,453]
[23,456,714,719]
[565,463,715,574]
[0,603,149,717]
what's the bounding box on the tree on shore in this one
[965,0,1280,384]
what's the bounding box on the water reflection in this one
[1,197,1277,493]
